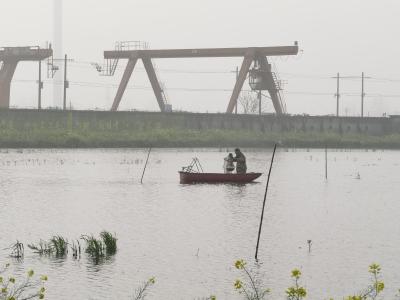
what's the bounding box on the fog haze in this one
[2,0,400,116]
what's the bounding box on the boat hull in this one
[179,172,262,184]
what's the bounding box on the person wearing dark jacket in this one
[233,148,247,174]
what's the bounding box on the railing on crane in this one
[271,64,287,114]
[94,41,150,76]
[248,58,287,115]
[93,41,171,112]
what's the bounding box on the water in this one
[0,148,399,299]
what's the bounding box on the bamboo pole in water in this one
[140,147,152,184]
[325,146,328,180]
[255,144,277,261]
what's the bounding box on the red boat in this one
[179,171,262,184]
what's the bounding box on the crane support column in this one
[0,61,18,108]
[258,57,284,115]
[142,56,166,112]
[111,57,138,111]
[226,53,254,113]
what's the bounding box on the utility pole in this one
[335,73,340,117]
[38,60,43,110]
[63,54,68,110]
[361,72,365,118]
[258,90,262,115]
[235,66,238,114]
[332,73,370,118]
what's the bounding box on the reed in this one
[7,240,24,258]
[100,231,117,255]
[28,240,53,255]
[71,239,81,259]
[50,236,68,256]
[81,235,104,259]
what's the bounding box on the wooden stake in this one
[255,144,277,260]
[325,146,328,180]
[140,147,152,184]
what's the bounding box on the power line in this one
[11,78,400,98]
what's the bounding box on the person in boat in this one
[223,153,235,174]
[233,148,247,174]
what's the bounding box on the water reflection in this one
[0,148,399,299]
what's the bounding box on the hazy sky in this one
[1,0,400,116]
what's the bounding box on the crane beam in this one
[105,45,298,59]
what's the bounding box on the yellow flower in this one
[234,260,246,270]
[1,287,7,294]
[234,279,243,290]
[369,263,381,275]
[298,287,307,297]
[148,277,155,284]
[291,269,301,279]
[375,281,384,293]
[40,275,48,281]
[39,293,45,299]
[27,270,34,278]
[209,296,216,300]
[40,287,46,293]
[9,277,15,284]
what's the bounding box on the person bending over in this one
[233,148,247,174]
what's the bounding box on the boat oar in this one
[255,143,277,261]
[140,147,152,184]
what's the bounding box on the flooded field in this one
[0,148,399,299]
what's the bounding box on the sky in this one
[1,0,400,116]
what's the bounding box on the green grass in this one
[1,127,400,148]
[81,235,105,260]
[100,231,117,255]
[50,236,68,256]
[28,236,68,256]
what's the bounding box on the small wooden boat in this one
[179,171,262,184]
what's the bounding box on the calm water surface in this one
[0,148,399,299]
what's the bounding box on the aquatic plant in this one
[0,264,48,300]
[234,259,269,300]
[132,277,155,300]
[50,236,68,256]
[70,239,81,259]
[81,235,104,259]
[6,241,24,258]
[28,240,53,255]
[28,236,68,257]
[100,231,117,255]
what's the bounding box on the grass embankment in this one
[1,127,400,148]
